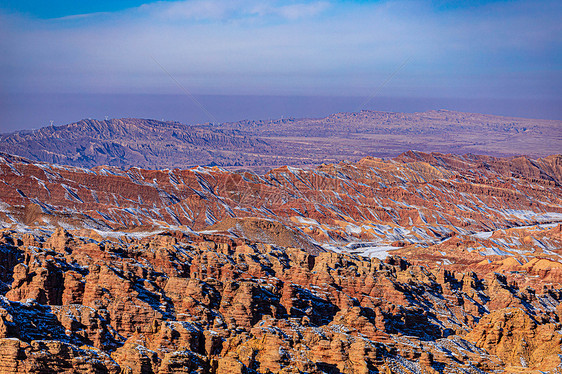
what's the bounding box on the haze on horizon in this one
[1,0,561,132]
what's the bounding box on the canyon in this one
[0,149,561,372]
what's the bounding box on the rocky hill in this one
[0,118,273,169]
[0,151,561,372]
[1,110,560,170]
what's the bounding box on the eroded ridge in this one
[0,228,561,373]
[0,151,561,372]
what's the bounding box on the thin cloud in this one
[0,0,560,99]
[141,0,331,21]
[51,11,112,21]
[143,0,237,21]
[259,1,331,20]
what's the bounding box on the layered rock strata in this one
[0,228,561,373]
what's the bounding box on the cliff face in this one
[0,151,561,372]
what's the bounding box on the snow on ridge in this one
[502,210,562,222]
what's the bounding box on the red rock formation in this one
[0,151,560,372]
[0,151,560,254]
[0,227,559,372]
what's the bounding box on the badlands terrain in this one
[1,110,560,170]
[0,146,561,373]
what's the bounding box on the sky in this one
[0,0,561,131]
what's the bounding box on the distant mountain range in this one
[1,110,560,170]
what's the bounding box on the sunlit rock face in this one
[0,151,560,373]
[1,150,561,245]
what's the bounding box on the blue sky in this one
[0,0,173,18]
[0,1,534,18]
[0,0,560,126]
[0,1,512,17]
